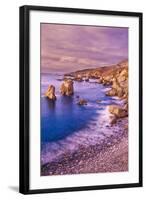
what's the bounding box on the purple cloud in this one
[41,24,128,72]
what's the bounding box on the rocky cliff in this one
[65,60,128,123]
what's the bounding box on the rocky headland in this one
[64,59,128,124]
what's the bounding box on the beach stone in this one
[124,124,128,130]
[60,79,74,96]
[45,85,56,100]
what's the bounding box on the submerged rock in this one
[112,78,124,97]
[77,99,88,105]
[45,85,56,100]
[60,79,74,96]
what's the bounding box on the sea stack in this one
[60,79,74,96]
[45,85,56,100]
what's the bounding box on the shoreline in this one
[41,117,128,176]
[41,59,128,176]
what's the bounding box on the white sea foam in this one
[41,74,125,165]
[41,103,122,165]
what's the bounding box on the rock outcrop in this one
[77,99,88,105]
[60,79,74,96]
[109,115,117,125]
[106,66,128,98]
[108,105,128,118]
[66,60,128,100]
[45,85,56,100]
[74,75,83,82]
[64,60,128,124]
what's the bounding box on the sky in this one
[41,23,128,73]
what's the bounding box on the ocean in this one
[41,73,121,165]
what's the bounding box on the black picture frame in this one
[19,5,143,194]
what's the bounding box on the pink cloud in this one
[41,23,128,72]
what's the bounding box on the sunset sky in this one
[41,23,128,73]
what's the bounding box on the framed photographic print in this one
[19,5,143,194]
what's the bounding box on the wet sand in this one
[41,117,128,176]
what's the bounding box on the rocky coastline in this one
[42,60,128,175]
[64,59,128,124]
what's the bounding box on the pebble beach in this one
[41,117,128,175]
